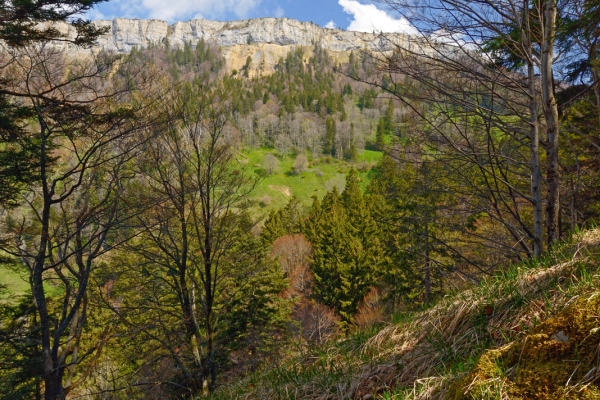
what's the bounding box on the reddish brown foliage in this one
[294,299,340,345]
[270,234,312,275]
[271,234,340,344]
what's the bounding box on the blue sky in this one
[87,0,416,34]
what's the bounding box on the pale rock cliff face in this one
[89,18,409,54]
[46,17,422,74]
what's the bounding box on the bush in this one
[293,154,308,174]
[261,153,280,175]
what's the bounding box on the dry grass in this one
[358,229,600,399]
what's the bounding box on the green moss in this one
[447,293,600,399]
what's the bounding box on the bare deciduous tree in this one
[364,0,567,257]
[262,153,280,175]
[0,45,166,400]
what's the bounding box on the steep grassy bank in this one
[211,229,600,399]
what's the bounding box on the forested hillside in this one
[1,0,599,398]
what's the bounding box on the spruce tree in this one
[368,153,448,306]
[305,172,385,324]
[262,196,305,244]
[324,117,336,156]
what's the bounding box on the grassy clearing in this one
[240,148,382,217]
[0,264,30,300]
[1,257,66,301]
[210,229,600,399]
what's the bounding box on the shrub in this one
[293,154,308,174]
[261,153,280,175]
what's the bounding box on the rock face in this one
[44,17,428,75]
[86,17,410,54]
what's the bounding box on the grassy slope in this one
[240,148,382,217]
[1,256,64,302]
[211,230,600,399]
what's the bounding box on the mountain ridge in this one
[38,17,436,75]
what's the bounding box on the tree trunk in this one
[33,123,64,400]
[541,0,560,247]
[203,229,216,392]
[524,1,544,257]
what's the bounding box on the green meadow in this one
[240,148,383,216]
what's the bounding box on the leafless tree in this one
[111,82,270,394]
[0,44,167,400]
[293,153,309,174]
[262,153,281,175]
[361,0,567,257]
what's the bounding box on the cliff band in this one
[31,17,449,75]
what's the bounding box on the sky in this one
[87,0,416,34]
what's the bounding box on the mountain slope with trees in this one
[211,229,600,399]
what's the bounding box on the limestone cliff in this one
[88,17,409,54]
[44,17,419,74]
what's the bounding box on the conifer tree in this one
[368,155,423,304]
[375,100,395,151]
[262,196,305,244]
[324,116,336,156]
[305,188,347,316]
[375,118,386,151]
[305,171,384,324]
[369,153,450,305]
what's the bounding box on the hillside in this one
[242,148,382,215]
[211,229,600,399]
[2,2,599,398]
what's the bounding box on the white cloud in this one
[86,8,106,20]
[325,20,336,29]
[338,0,416,34]
[273,6,284,18]
[101,0,262,22]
